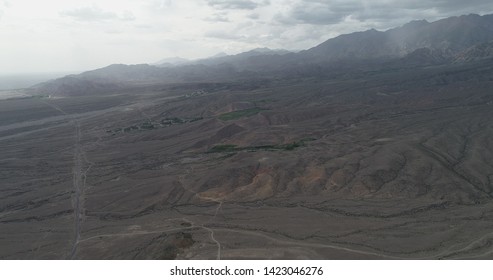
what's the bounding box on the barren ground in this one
[1,67,493,259]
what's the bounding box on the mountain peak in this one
[210,52,228,58]
[154,57,189,66]
[245,48,291,55]
[251,47,272,52]
[305,13,493,62]
[402,19,429,29]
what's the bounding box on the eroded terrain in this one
[1,66,493,259]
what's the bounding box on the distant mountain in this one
[33,64,163,96]
[33,13,493,96]
[33,63,262,96]
[154,57,189,66]
[456,40,493,62]
[399,48,452,66]
[154,48,292,69]
[195,48,292,67]
[246,48,292,55]
[302,14,493,62]
[209,52,228,58]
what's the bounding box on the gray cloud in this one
[0,1,9,21]
[280,1,359,25]
[353,0,493,21]
[247,13,259,19]
[395,0,493,12]
[274,0,493,27]
[204,12,230,22]
[207,0,262,10]
[61,6,135,22]
[120,11,136,21]
[274,1,375,26]
[204,30,245,40]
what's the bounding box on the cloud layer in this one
[1,0,493,74]
[61,5,135,22]
[207,0,260,10]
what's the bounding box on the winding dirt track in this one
[40,100,85,259]
[68,121,83,259]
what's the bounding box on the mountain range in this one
[33,13,493,96]
[302,14,493,61]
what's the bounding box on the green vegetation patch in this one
[107,116,203,135]
[253,98,276,104]
[218,108,267,121]
[161,117,203,126]
[208,139,314,153]
[140,121,155,130]
[208,144,238,153]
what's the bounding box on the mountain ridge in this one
[303,13,493,62]
[33,13,493,96]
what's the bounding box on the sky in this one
[1,0,493,74]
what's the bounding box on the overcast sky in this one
[1,0,492,74]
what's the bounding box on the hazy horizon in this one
[0,71,79,90]
[1,0,493,74]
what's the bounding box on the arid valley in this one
[2,58,493,259]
